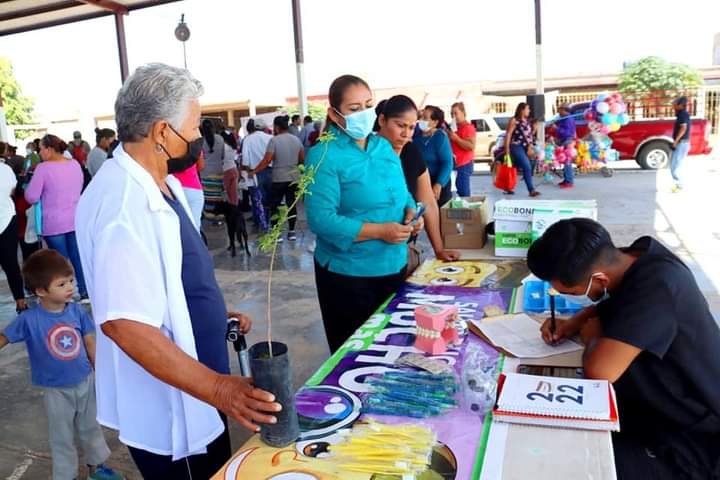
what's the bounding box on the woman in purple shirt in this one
[25,134,87,301]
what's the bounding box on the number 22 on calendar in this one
[526,383,584,405]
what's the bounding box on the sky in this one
[1,0,719,121]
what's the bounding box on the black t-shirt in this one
[400,142,427,201]
[597,237,720,449]
[164,195,230,375]
[673,109,691,141]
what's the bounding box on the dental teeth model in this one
[414,304,461,355]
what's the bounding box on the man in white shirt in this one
[75,63,281,479]
[241,118,273,227]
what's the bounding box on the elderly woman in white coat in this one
[75,63,280,479]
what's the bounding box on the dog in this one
[221,202,251,257]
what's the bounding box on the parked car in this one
[569,102,713,170]
[470,115,511,159]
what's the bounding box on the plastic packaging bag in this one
[462,342,499,415]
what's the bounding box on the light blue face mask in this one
[334,107,377,140]
[559,273,609,307]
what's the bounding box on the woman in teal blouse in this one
[305,75,423,353]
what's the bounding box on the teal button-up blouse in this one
[305,126,415,277]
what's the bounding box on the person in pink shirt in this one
[25,134,87,301]
[172,150,205,229]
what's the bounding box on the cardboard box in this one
[494,200,597,257]
[440,196,491,250]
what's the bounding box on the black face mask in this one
[161,125,204,174]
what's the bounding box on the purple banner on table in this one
[297,284,513,479]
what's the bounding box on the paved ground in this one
[0,156,718,479]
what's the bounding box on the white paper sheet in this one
[479,421,509,480]
[472,313,583,358]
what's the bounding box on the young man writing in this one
[527,218,720,479]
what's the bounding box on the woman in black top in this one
[504,102,540,197]
[374,96,460,262]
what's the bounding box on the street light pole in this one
[534,0,544,147]
[291,0,308,118]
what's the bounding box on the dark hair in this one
[274,115,290,131]
[514,102,529,120]
[674,96,688,106]
[22,249,74,294]
[33,138,40,151]
[0,142,7,156]
[94,127,116,145]
[41,134,68,154]
[425,105,446,127]
[246,119,255,134]
[291,114,300,123]
[373,95,418,132]
[303,115,313,124]
[106,139,120,159]
[451,101,466,115]
[527,218,618,286]
[201,118,215,151]
[326,74,371,129]
[220,130,238,150]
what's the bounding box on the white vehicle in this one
[470,115,511,160]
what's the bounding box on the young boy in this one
[527,218,720,479]
[0,250,122,480]
[555,103,577,189]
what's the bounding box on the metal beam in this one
[77,0,128,15]
[114,12,129,83]
[0,1,82,22]
[0,0,181,37]
[291,0,307,117]
[534,0,545,146]
[0,10,111,36]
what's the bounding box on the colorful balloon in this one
[596,102,610,114]
[610,103,622,115]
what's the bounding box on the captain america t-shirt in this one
[3,303,94,388]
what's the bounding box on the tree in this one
[619,56,702,93]
[0,57,34,127]
[280,102,327,121]
[619,57,703,118]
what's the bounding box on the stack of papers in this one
[471,313,583,358]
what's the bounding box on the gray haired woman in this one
[75,63,281,479]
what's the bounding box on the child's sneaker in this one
[288,231,297,242]
[89,464,123,480]
[559,182,574,189]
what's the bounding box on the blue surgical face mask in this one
[559,273,609,307]
[334,107,377,140]
[418,120,431,132]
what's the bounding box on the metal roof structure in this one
[0,0,182,81]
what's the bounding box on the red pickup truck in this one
[569,102,713,170]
